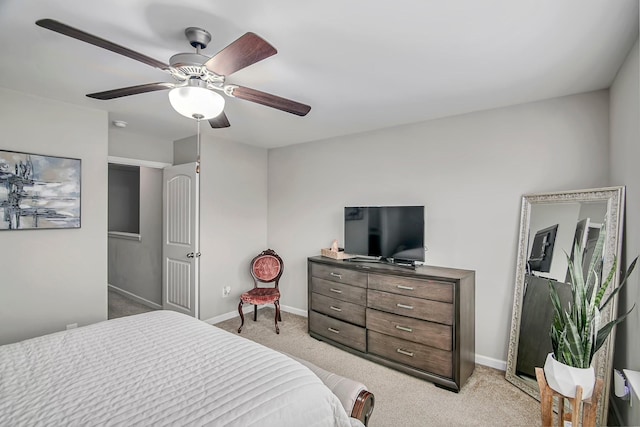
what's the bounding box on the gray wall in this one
[109,126,173,164]
[174,135,197,166]
[610,38,640,425]
[108,166,163,305]
[196,136,268,321]
[108,165,140,233]
[0,88,108,345]
[267,90,610,365]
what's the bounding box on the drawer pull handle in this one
[396,303,414,310]
[328,327,340,334]
[329,288,343,294]
[395,325,413,333]
[397,285,414,290]
[396,348,414,357]
[330,272,343,279]
[330,306,342,312]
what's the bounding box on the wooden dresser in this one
[307,256,475,391]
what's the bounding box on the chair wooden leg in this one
[274,300,281,334]
[237,300,245,333]
[253,304,257,321]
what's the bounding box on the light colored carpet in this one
[108,290,155,320]
[215,308,541,427]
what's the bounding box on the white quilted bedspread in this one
[0,310,353,427]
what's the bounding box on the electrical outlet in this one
[222,286,231,297]
[66,323,78,330]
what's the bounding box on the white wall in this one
[196,135,268,321]
[109,127,173,164]
[268,91,610,363]
[0,88,108,345]
[610,38,640,426]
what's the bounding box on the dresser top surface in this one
[308,256,475,281]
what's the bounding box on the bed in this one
[0,310,372,426]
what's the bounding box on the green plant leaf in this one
[600,256,638,310]
[564,315,587,368]
[595,257,616,308]
[546,217,638,368]
[586,221,607,289]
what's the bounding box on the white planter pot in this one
[543,353,595,400]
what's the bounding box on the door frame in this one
[107,156,171,309]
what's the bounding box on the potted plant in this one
[544,222,637,400]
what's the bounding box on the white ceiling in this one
[0,0,637,148]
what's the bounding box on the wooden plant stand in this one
[535,367,604,427]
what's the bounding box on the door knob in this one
[186,252,201,258]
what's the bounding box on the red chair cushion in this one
[253,255,281,282]
[241,287,280,305]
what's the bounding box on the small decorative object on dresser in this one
[321,239,355,260]
[307,256,475,391]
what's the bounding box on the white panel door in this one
[162,162,199,317]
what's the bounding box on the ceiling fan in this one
[35,19,311,128]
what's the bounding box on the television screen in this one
[527,224,558,273]
[344,206,425,262]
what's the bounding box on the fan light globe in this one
[168,86,225,120]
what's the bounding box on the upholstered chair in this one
[238,249,284,334]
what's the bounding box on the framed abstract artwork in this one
[0,149,81,230]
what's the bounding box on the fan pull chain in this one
[194,114,203,173]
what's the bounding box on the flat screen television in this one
[344,206,425,263]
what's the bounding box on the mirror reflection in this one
[516,201,607,379]
[505,187,625,426]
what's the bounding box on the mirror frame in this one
[505,186,625,425]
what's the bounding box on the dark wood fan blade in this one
[36,19,169,70]
[204,32,277,76]
[87,82,174,100]
[231,86,311,116]
[208,112,231,128]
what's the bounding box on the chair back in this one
[250,249,284,288]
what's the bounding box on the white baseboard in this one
[475,354,507,371]
[281,305,308,317]
[204,304,307,325]
[204,304,259,325]
[108,284,162,310]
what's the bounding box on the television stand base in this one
[393,260,417,267]
[345,257,383,263]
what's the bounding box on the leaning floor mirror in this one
[505,186,625,426]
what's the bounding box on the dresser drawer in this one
[311,277,367,305]
[367,289,453,325]
[366,308,451,351]
[310,263,367,288]
[312,293,366,326]
[368,330,452,378]
[310,311,366,352]
[368,274,453,303]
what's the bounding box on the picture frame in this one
[0,149,81,230]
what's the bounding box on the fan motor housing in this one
[170,52,208,69]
